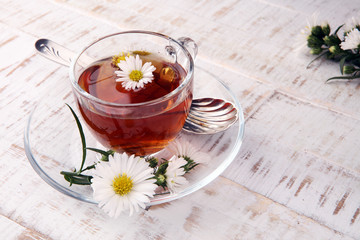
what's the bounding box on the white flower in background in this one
[115,54,156,90]
[303,13,319,35]
[344,16,360,32]
[296,13,320,52]
[91,152,157,217]
[340,28,360,50]
[167,138,208,164]
[165,156,188,193]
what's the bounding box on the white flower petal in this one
[133,201,140,213]
[135,54,142,70]
[117,61,131,73]
[133,182,156,196]
[130,191,151,204]
[114,197,125,218]
[340,28,360,50]
[295,13,320,53]
[142,62,156,72]
[131,167,154,184]
[91,152,157,218]
[115,54,155,90]
[167,138,208,164]
[164,156,189,193]
[344,16,360,32]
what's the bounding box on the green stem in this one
[80,164,97,172]
[60,171,93,185]
[86,148,114,161]
[66,104,87,173]
[306,50,329,69]
[326,72,360,83]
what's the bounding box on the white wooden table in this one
[1,0,360,239]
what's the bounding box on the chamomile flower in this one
[344,16,360,33]
[340,28,360,51]
[115,54,156,90]
[167,138,208,165]
[165,156,188,193]
[296,13,320,52]
[91,152,157,217]
[112,52,131,66]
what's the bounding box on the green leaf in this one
[326,74,360,83]
[182,156,199,173]
[145,156,159,168]
[306,50,329,69]
[339,56,348,74]
[334,24,344,35]
[66,104,87,172]
[156,162,169,175]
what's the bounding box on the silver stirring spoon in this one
[35,39,238,134]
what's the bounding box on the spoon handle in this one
[35,39,74,67]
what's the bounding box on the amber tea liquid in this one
[77,53,192,156]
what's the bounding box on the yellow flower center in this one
[112,52,131,66]
[129,70,143,82]
[112,173,133,196]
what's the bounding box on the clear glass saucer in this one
[24,66,245,206]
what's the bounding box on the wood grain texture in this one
[225,92,360,237]
[1,0,360,239]
[0,216,49,240]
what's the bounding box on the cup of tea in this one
[69,31,197,156]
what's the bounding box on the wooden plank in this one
[0,143,354,239]
[224,92,360,238]
[0,215,50,240]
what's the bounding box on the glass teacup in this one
[69,31,197,156]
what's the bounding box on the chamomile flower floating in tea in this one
[112,52,131,66]
[77,50,190,155]
[91,152,157,217]
[115,54,156,90]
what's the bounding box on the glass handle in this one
[178,37,198,60]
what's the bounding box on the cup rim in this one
[69,30,194,107]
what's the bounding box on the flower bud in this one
[343,65,356,74]
[323,35,341,46]
[147,157,158,168]
[310,47,323,55]
[307,35,323,48]
[321,23,330,36]
[311,25,325,38]
[323,36,331,46]
[329,45,341,54]
[155,174,166,187]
